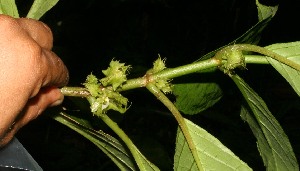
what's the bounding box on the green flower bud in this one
[100,60,130,90]
[224,49,245,71]
[152,55,166,73]
[83,73,100,97]
[155,79,172,94]
[83,67,129,117]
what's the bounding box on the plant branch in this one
[60,55,270,97]
[60,87,90,97]
[244,55,269,64]
[99,114,147,171]
[146,83,203,171]
[224,44,300,70]
[120,57,220,91]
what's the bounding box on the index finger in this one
[16,17,53,50]
[40,49,69,88]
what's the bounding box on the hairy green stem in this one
[121,57,220,91]
[152,58,220,79]
[223,44,300,70]
[100,114,147,171]
[146,83,203,171]
[60,54,270,97]
[244,55,269,64]
[60,87,90,97]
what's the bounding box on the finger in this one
[22,87,64,122]
[0,87,64,147]
[40,50,69,87]
[16,17,53,50]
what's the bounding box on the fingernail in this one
[50,96,64,107]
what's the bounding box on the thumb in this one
[0,87,63,147]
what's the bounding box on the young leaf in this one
[50,112,138,171]
[198,0,278,61]
[173,0,278,115]
[256,0,278,21]
[0,0,19,17]
[173,83,222,115]
[265,41,300,96]
[26,0,59,20]
[232,75,299,171]
[174,118,252,171]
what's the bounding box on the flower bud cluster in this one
[100,60,131,90]
[83,60,130,116]
[148,56,172,94]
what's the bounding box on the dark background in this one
[14,0,300,170]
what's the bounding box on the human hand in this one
[0,15,69,147]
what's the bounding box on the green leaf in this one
[256,0,278,21]
[174,118,252,171]
[265,41,300,96]
[173,0,278,115]
[173,83,222,115]
[125,142,160,171]
[232,75,299,171]
[0,0,19,17]
[26,0,59,20]
[198,0,277,61]
[240,106,276,171]
[51,112,138,171]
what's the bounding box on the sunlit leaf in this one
[232,75,298,171]
[27,0,59,20]
[265,41,300,96]
[173,83,222,115]
[51,112,138,171]
[0,0,19,17]
[174,118,252,171]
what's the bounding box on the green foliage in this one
[265,42,300,96]
[173,83,222,115]
[1,0,300,171]
[174,118,252,171]
[256,0,278,21]
[27,0,59,20]
[52,112,137,171]
[0,0,18,17]
[233,75,298,171]
[173,0,278,116]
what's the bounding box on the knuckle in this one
[0,15,18,29]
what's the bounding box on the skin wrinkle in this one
[25,41,41,98]
[0,15,69,147]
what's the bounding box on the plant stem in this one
[244,55,269,64]
[152,58,220,79]
[60,87,90,97]
[60,54,270,97]
[146,83,203,171]
[228,44,300,70]
[121,57,220,91]
[60,44,280,98]
[100,114,148,171]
